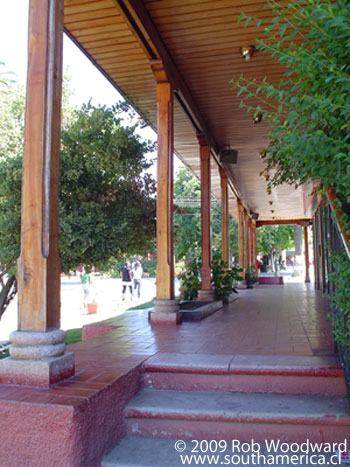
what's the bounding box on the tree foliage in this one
[257,224,294,257]
[232,0,350,234]
[0,85,156,276]
[173,166,238,261]
[329,251,350,349]
[58,102,156,272]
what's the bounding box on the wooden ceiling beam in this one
[112,0,221,158]
[256,219,312,228]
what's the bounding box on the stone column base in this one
[149,299,182,324]
[0,329,75,387]
[305,277,311,283]
[197,289,215,301]
[0,353,75,388]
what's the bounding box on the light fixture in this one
[264,173,270,181]
[219,148,238,164]
[253,113,263,124]
[270,210,275,214]
[266,188,271,195]
[240,45,255,61]
[268,201,273,206]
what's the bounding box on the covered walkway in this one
[0,282,335,407]
[1,282,347,467]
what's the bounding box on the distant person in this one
[132,261,143,299]
[120,262,133,301]
[80,267,90,308]
[256,258,261,273]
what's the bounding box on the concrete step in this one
[143,353,347,396]
[125,388,350,443]
[102,436,343,467]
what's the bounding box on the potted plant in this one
[211,254,243,300]
[87,299,98,314]
[245,266,258,289]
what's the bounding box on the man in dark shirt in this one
[120,262,133,301]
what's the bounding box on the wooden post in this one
[0,0,74,387]
[244,210,250,269]
[237,200,245,278]
[318,210,326,293]
[198,134,215,301]
[326,188,350,254]
[252,220,257,272]
[304,225,310,283]
[220,168,229,265]
[149,60,180,323]
[249,218,254,270]
[313,218,319,289]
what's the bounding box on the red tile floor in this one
[0,282,339,466]
[0,282,335,406]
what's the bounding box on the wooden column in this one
[220,168,229,265]
[198,134,215,301]
[313,219,319,289]
[304,225,310,283]
[318,210,326,293]
[150,60,180,323]
[249,218,254,269]
[0,0,74,388]
[252,220,257,272]
[326,188,350,253]
[237,200,245,277]
[244,210,250,269]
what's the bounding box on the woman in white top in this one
[132,261,143,299]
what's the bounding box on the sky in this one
[1,1,123,105]
[0,0,182,177]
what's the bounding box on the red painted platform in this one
[259,276,284,285]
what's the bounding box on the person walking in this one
[132,261,143,299]
[80,267,90,308]
[120,262,133,301]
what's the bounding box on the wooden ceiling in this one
[64,0,311,222]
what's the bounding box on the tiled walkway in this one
[0,282,334,405]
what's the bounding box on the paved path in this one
[0,272,310,342]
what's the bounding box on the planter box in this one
[223,293,239,304]
[258,276,284,285]
[87,303,98,314]
[180,300,223,321]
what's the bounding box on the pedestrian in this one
[132,261,143,299]
[120,262,133,301]
[80,267,90,308]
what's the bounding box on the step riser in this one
[127,418,349,444]
[143,372,347,396]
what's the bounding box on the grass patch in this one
[127,298,154,310]
[65,328,82,345]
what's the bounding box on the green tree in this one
[257,225,294,271]
[233,0,350,234]
[0,90,156,278]
[0,82,24,161]
[173,165,238,262]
